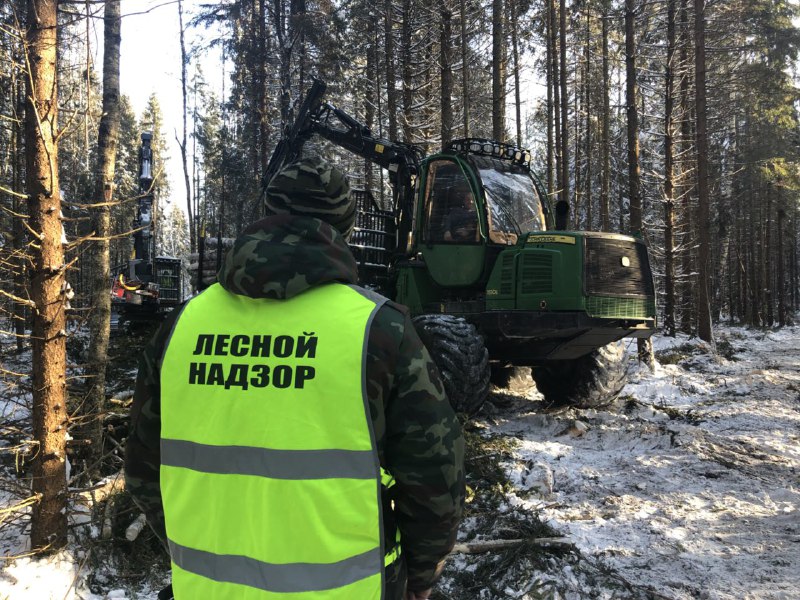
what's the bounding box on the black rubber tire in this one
[532,341,628,408]
[412,314,490,416]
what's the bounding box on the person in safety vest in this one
[125,155,465,600]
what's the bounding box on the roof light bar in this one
[446,138,532,169]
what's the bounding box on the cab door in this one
[419,159,486,287]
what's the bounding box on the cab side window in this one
[425,161,478,243]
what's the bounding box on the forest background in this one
[1,0,799,567]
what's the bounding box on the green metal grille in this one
[586,295,656,319]
[520,253,553,294]
[500,253,514,295]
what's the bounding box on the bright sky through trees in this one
[118,0,222,202]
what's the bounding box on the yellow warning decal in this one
[527,234,576,245]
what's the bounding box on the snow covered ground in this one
[439,327,800,600]
[1,325,798,599]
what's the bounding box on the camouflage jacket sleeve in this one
[124,307,184,545]
[366,303,465,592]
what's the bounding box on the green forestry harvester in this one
[264,80,656,414]
[110,132,183,328]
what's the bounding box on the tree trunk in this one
[559,0,569,205]
[583,5,592,230]
[400,0,414,143]
[400,0,412,142]
[293,0,307,92]
[678,0,694,334]
[777,206,786,325]
[625,0,653,365]
[663,0,677,336]
[600,1,610,232]
[551,0,562,202]
[756,185,765,324]
[738,181,746,323]
[491,0,505,141]
[86,0,121,469]
[459,0,470,137]
[178,0,194,253]
[511,0,522,147]
[625,0,641,235]
[365,10,378,194]
[764,184,773,326]
[440,7,453,147]
[25,0,68,551]
[12,72,27,354]
[276,0,290,127]
[792,204,797,316]
[258,0,269,178]
[747,180,760,326]
[546,0,554,196]
[573,65,582,229]
[385,0,398,140]
[694,0,713,343]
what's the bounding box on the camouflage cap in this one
[265,156,355,238]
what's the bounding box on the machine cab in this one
[416,150,549,288]
[418,158,485,287]
[424,159,481,244]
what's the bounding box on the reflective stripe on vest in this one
[160,282,388,599]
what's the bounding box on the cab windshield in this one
[470,156,547,244]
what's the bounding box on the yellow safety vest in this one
[160,282,398,599]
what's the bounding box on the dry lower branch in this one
[0,288,36,309]
[0,330,31,341]
[0,183,28,200]
[0,493,40,529]
[0,493,40,516]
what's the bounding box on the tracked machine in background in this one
[110,132,183,328]
[262,80,656,414]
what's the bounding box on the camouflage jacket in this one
[125,215,465,593]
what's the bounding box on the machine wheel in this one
[532,341,628,409]
[412,314,490,416]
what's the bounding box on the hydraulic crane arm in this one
[262,79,424,195]
[308,102,424,174]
